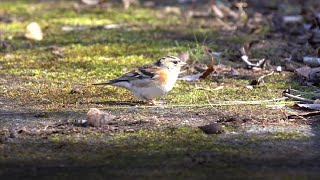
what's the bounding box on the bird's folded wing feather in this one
[93,64,159,85]
[114,64,158,82]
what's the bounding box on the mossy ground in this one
[1,0,320,179]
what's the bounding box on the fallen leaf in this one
[25,22,43,41]
[296,103,320,110]
[179,58,215,81]
[177,51,190,62]
[199,57,215,79]
[178,73,202,81]
[230,68,240,76]
[81,0,99,6]
[295,66,312,79]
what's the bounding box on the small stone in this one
[25,22,43,41]
[199,123,223,134]
[87,108,116,127]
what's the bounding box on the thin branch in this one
[282,92,315,103]
[195,85,224,92]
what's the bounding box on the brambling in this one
[93,56,186,104]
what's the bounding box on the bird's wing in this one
[116,64,159,81]
[93,64,159,85]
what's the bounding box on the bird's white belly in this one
[131,85,166,100]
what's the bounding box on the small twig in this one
[195,85,224,92]
[287,111,320,119]
[248,71,274,87]
[241,55,266,69]
[43,125,49,131]
[240,47,247,56]
[257,71,274,83]
[204,92,213,108]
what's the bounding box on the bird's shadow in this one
[90,100,147,106]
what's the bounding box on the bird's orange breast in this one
[157,69,169,85]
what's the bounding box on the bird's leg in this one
[145,99,157,106]
[158,97,167,104]
[145,99,167,106]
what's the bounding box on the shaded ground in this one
[1,0,320,179]
[1,106,320,179]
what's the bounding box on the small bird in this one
[93,56,186,104]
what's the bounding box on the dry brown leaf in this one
[199,57,215,79]
[295,66,312,79]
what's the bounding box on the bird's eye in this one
[173,61,178,65]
